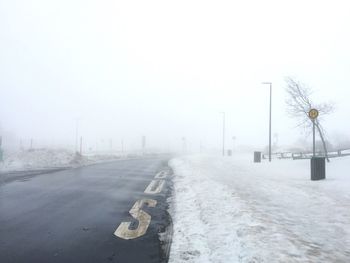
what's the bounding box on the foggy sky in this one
[1,0,350,151]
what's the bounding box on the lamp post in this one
[75,118,80,153]
[0,136,3,162]
[74,117,83,154]
[220,112,225,156]
[142,136,146,155]
[232,136,236,152]
[182,137,187,154]
[262,82,272,162]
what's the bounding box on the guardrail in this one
[262,148,350,160]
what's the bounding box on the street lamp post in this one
[262,82,272,162]
[75,118,80,153]
[232,136,236,152]
[182,137,187,154]
[220,112,225,156]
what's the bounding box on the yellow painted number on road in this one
[114,199,157,240]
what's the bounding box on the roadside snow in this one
[168,154,350,262]
[0,149,123,172]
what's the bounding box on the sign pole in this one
[308,108,319,157]
[308,108,325,181]
[312,120,316,157]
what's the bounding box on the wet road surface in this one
[0,157,172,263]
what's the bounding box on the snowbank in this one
[168,154,350,262]
[0,149,124,172]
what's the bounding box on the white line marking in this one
[144,180,165,195]
[114,199,157,240]
[154,170,168,179]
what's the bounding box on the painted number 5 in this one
[114,199,157,240]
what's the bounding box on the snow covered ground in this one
[0,148,126,172]
[168,154,350,262]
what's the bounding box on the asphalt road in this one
[0,157,173,263]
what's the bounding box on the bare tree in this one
[285,77,334,162]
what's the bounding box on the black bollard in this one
[254,151,261,163]
[311,157,326,180]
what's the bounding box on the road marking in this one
[114,199,157,240]
[154,170,168,179]
[144,180,165,194]
[114,169,170,239]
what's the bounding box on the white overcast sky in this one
[0,0,349,151]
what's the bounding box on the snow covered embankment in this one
[168,155,350,262]
[0,149,122,172]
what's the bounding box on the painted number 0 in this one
[114,199,157,240]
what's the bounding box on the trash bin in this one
[311,157,326,180]
[254,151,261,163]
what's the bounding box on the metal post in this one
[220,112,225,156]
[182,137,187,154]
[232,136,236,153]
[269,83,272,162]
[262,82,272,162]
[0,136,3,162]
[313,120,316,157]
[80,136,83,155]
[75,119,79,153]
[142,136,146,154]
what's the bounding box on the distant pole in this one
[232,136,236,152]
[80,136,83,155]
[262,82,272,162]
[75,118,79,153]
[182,137,187,154]
[269,84,272,162]
[220,112,225,156]
[30,139,33,150]
[142,136,146,154]
[0,136,3,162]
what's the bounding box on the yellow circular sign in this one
[308,108,319,120]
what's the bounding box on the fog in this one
[1,0,350,153]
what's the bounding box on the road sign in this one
[308,108,319,120]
